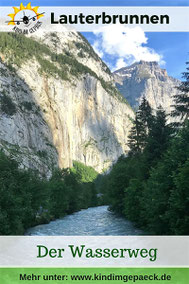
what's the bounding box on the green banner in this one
[0,268,188,283]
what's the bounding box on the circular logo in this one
[7,2,45,34]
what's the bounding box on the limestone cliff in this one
[0,31,134,174]
[114,61,180,115]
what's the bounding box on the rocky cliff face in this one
[114,61,180,114]
[0,31,134,175]
[0,60,58,177]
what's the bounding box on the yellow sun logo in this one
[8,2,44,26]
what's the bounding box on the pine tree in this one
[171,61,189,123]
[138,97,153,131]
[128,113,146,155]
[144,107,171,166]
[128,97,153,156]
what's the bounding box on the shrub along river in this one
[26,206,143,235]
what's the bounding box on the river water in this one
[26,206,143,236]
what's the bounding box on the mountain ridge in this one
[113,60,180,113]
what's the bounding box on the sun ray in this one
[32,6,39,14]
[26,2,32,10]
[8,22,15,26]
[13,7,20,14]
[20,3,25,11]
[8,14,15,20]
[37,14,44,19]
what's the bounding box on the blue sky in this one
[83,31,189,79]
[2,0,189,79]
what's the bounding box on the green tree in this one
[71,161,98,183]
[138,97,153,131]
[0,94,16,116]
[0,149,100,235]
[124,179,144,223]
[166,159,189,234]
[144,107,172,168]
[128,114,146,156]
[142,121,189,234]
[128,98,153,156]
[171,61,189,123]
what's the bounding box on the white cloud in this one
[114,58,127,70]
[92,25,165,70]
[93,41,104,58]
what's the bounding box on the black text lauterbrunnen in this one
[51,12,169,25]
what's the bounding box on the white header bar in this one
[0,7,189,32]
